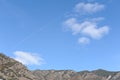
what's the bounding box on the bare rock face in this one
[0,53,38,80]
[111,72,120,80]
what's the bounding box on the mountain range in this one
[0,53,120,80]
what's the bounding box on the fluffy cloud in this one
[63,2,109,44]
[64,18,109,39]
[13,51,44,65]
[64,18,83,35]
[78,37,90,44]
[82,23,109,39]
[75,2,105,14]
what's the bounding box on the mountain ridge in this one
[0,53,120,80]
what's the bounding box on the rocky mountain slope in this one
[32,69,120,80]
[0,53,120,80]
[0,53,38,80]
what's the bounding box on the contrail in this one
[11,27,43,50]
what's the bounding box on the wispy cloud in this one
[63,2,109,45]
[75,2,105,14]
[78,37,90,44]
[13,51,44,66]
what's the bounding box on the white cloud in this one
[63,2,109,44]
[75,2,105,14]
[82,23,109,39]
[64,17,109,39]
[78,37,90,44]
[64,18,83,35]
[13,51,44,65]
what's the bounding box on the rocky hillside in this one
[32,69,120,80]
[0,53,38,80]
[0,53,120,80]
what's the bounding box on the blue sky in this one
[0,0,120,71]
